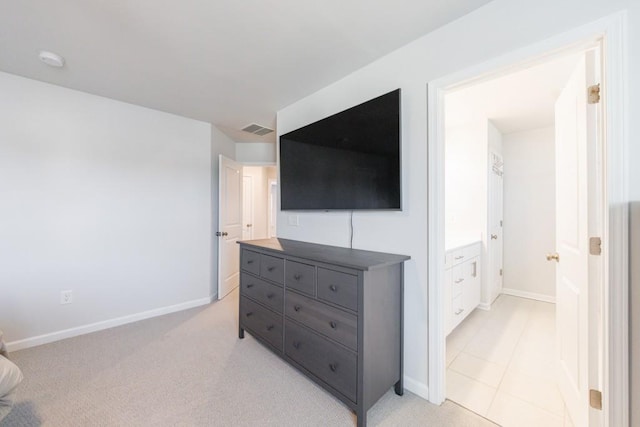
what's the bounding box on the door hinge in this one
[499,268,503,276]
[589,237,602,255]
[590,389,603,410]
[500,220,503,227]
[588,84,601,104]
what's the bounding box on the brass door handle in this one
[546,252,560,262]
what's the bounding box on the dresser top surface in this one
[238,238,410,271]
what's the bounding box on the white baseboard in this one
[6,296,214,352]
[403,375,429,401]
[477,302,492,311]
[501,288,555,304]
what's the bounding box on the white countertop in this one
[445,233,482,252]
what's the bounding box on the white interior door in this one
[242,175,253,240]
[217,155,242,300]
[487,152,503,304]
[268,179,277,238]
[553,52,599,427]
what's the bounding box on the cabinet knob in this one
[246,312,253,317]
[329,363,338,372]
[294,274,301,281]
[329,321,337,329]
[329,284,337,292]
[293,341,300,349]
[267,266,275,272]
[266,325,274,331]
[267,293,275,299]
[491,234,498,240]
[293,305,301,312]
[247,260,254,264]
[455,278,464,284]
[246,283,254,288]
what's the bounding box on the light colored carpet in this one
[1,288,497,426]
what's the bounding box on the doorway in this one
[442,52,583,426]
[427,14,629,427]
[217,159,277,300]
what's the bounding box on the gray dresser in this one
[238,238,409,427]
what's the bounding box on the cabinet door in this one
[463,257,481,314]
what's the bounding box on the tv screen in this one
[279,89,401,211]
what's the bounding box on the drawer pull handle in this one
[246,283,254,288]
[329,363,338,372]
[246,312,253,317]
[267,266,275,272]
[247,260,254,264]
[293,341,301,349]
[329,321,337,329]
[266,325,274,331]
[329,284,337,292]
[267,293,275,299]
[293,305,301,312]
[294,274,301,280]
[455,279,464,284]
[455,255,464,260]
[455,309,464,315]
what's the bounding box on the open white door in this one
[217,155,243,299]
[487,152,503,304]
[553,50,601,427]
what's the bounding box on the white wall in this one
[236,142,276,164]
[444,120,487,237]
[0,72,216,348]
[277,0,639,401]
[502,127,556,299]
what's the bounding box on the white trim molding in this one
[403,375,429,401]
[427,12,629,427]
[501,288,556,304]
[6,296,214,352]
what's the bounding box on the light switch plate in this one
[288,215,299,226]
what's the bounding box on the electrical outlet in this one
[60,290,73,305]
[288,215,299,226]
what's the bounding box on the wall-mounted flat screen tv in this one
[279,89,401,211]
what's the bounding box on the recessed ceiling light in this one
[38,51,65,68]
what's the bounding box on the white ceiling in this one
[0,0,492,143]
[445,54,582,134]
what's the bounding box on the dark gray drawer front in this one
[240,297,282,350]
[285,291,357,351]
[260,254,284,284]
[241,272,283,313]
[285,321,357,403]
[242,249,260,275]
[285,260,316,295]
[317,268,358,312]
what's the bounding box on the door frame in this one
[427,12,628,427]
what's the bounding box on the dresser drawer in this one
[285,321,357,403]
[240,297,283,350]
[260,254,284,284]
[317,268,358,312]
[285,260,316,296]
[241,272,283,313]
[241,249,261,275]
[285,291,357,351]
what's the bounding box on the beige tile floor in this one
[446,295,575,427]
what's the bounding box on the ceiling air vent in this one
[242,123,274,136]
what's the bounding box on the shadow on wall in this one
[630,201,640,427]
[0,401,42,426]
